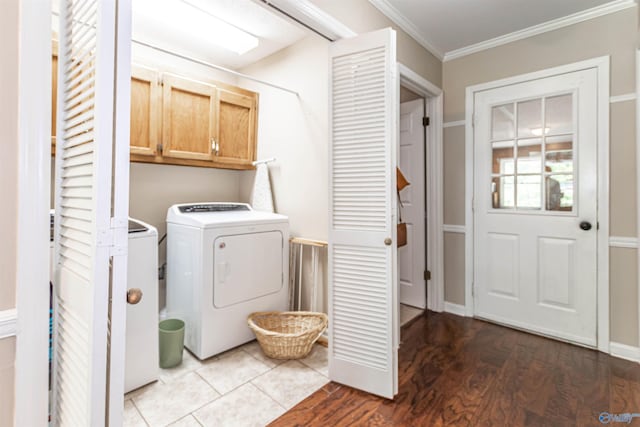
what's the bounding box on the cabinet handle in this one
[211,138,219,156]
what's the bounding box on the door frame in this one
[464,56,610,352]
[14,0,52,425]
[398,63,444,313]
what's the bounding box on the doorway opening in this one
[398,64,444,320]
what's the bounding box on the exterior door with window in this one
[474,68,598,346]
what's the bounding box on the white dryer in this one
[166,203,289,360]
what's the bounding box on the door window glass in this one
[490,94,575,212]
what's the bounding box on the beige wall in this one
[443,9,636,121]
[0,338,16,427]
[0,0,19,312]
[237,35,330,240]
[611,248,639,344]
[442,8,639,346]
[0,0,19,425]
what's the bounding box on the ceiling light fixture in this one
[530,127,550,136]
[134,0,259,55]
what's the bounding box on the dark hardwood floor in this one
[270,311,640,426]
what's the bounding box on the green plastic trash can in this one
[159,319,185,369]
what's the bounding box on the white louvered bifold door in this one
[328,28,399,399]
[52,0,131,425]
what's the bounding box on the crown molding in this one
[258,0,356,41]
[444,0,637,62]
[368,0,444,60]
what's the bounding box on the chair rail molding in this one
[0,309,18,339]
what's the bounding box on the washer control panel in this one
[178,203,251,213]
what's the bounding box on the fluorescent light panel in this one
[134,0,259,55]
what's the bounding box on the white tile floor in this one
[124,341,329,427]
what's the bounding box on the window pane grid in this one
[490,93,575,212]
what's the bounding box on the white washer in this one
[166,203,289,360]
[50,214,159,394]
[125,219,159,393]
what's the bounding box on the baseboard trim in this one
[444,302,467,317]
[0,309,18,339]
[610,342,640,363]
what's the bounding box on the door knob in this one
[127,288,143,305]
[384,237,392,246]
[579,221,592,231]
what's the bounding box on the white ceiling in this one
[371,0,625,57]
[131,0,308,69]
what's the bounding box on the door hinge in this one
[423,116,430,127]
[424,270,431,281]
[108,217,128,257]
[597,221,600,230]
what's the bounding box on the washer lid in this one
[167,202,288,228]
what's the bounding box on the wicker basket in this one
[247,311,328,360]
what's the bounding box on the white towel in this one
[250,163,275,213]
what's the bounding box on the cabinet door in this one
[215,89,257,167]
[130,65,161,156]
[162,73,217,161]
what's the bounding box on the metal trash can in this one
[159,319,185,369]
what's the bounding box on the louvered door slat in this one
[328,28,398,399]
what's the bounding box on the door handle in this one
[579,221,592,231]
[384,237,392,246]
[127,288,143,305]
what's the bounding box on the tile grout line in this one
[192,354,275,403]
[128,398,152,427]
[249,378,289,412]
[250,359,329,412]
[193,369,225,398]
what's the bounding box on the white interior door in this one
[52,0,131,425]
[399,99,426,309]
[474,69,598,346]
[328,28,399,399]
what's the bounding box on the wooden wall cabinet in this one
[52,54,259,170]
[130,65,162,157]
[217,88,258,169]
[161,73,217,162]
